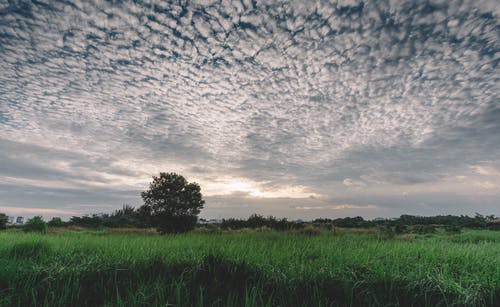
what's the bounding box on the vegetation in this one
[0,228,498,306]
[220,214,303,231]
[140,172,205,233]
[0,213,7,230]
[22,216,47,233]
[219,213,499,232]
[47,217,67,227]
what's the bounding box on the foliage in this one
[221,214,303,231]
[140,173,204,234]
[68,205,147,228]
[0,230,498,306]
[70,214,105,228]
[0,213,7,230]
[47,217,66,227]
[445,225,463,234]
[311,214,500,230]
[62,210,499,232]
[23,216,47,233]
[394,223,408,234]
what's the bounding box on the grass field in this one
[0,228,498,306]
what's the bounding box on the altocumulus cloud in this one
[0,0,499,219]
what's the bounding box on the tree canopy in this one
[140,172,204,233]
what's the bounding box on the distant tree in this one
[247,214,266,228]
[394,223,407,234]
[140,173,205,234]
[0,213,7,230]
[113,204,136,217]
[47,217,66,227]
[70,214,104,228]
[23,216,47,233]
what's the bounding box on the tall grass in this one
[0,229,498,306]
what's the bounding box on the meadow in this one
[0,228,498,306]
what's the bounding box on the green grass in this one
[0,229,498,306]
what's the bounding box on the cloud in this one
[470,163,500,177]
[343,178,366,188]
[294,204,378,210]
[0,205,78,217]
[0,0,498,217]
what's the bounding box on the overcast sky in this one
[0,0,499,220]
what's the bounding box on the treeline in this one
[66,205,149,228]
[2,208,498,232]
[220,214,304,231]
[219,213,499,231]
[51,212,500,231]
[312,214,499,229]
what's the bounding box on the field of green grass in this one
[0,228,498,306]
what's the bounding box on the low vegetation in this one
[0,228,498,306]
[22,216,48,233]
[49,211,500,233]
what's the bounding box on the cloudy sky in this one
[0,0,499,220]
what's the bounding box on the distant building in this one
[16,216,24,224]
[7,216,14,224]
[199,219,222,224]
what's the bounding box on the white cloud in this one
[471,165,500,177]
[343,178,366,188]
[294,204,378,210]
[0,0,498,217]
[0,206,78,216]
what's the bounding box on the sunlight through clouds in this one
[0,0,498,218]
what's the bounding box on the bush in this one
[0,213,7,230]
[47,217,66,227]
[444,225,462,234]
[23,216,47,233]
[394,224,408,234]
[378,225,396,239]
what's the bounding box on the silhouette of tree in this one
[140,172,204,234]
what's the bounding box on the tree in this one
[0,213,8,230]
[23,216,47,233]
[140,172,204,234]
[47,217,66,227]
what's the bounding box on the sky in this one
[0,0,499,220]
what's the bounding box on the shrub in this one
[394,224,408,234]
[0,213,7,230]
[23,216,47,233]
[378,225,396,239]
[47,217,66,227]
[443,225,461,234]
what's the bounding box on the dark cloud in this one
[0,0,498,218]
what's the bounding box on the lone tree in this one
[140,172,204,234]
